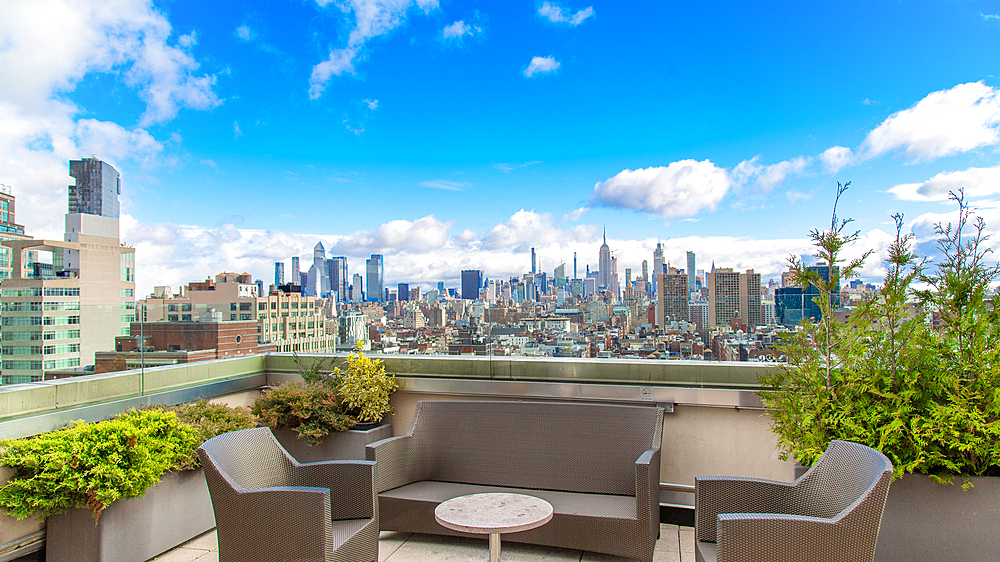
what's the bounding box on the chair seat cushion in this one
[381,480,637,519]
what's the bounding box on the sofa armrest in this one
[717,512,852,562]
[635,448,661,560]
[367,434,425,493]
[219,486,333,561]
[292,460,376,520]
[695,476,798,542]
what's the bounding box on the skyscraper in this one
[305,242,330,296]
[365,255,383,302]
[274,262,285,286]
[657,267,690,327]
[291,257,300,286]
[329,256,348,300]
[531,248,536,275]
[652,242,664,294]
[706,268,761,329]
[397,283,409,302]
[0,185,31,281]
[68,157,120,218]
[641,260,649,292]
[352,273,364,302]
[686,251,696,295]
[461,270,483,300]
[598,229,612,290]
[573,252,577,280]
[1,159,134,383]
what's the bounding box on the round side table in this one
[434,493,554,562]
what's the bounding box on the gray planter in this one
[876,473,1000,562]
[45,468,215,562]
[273,423,393,463]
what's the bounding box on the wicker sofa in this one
[366,400,664,562]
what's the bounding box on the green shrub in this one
[335,342,397,423]
[760,187,1000,483]
[151,400,257,470]
[252,381,355,444]
[0,409,199,520]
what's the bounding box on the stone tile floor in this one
[151,524,696,562]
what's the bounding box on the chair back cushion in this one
[406,400,663,495]
[796,439,893,518]
[198,427,296,491]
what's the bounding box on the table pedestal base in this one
[489,532,500,562]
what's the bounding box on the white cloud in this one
[983,13,1000,21]
[563,207,588,221]
[333,215,453,254]
[819,146,854,174]
[309,0,438,99]
[233,121,242,139]
[888,164,1000,202]
[589,160,731,220]
[419,180,467,191]
[538,2,594,25]
[494,160,541,173]
[524,56,560,78]
[236,25,255,41]
[860,81,1000,162]
[483,210,564,250]
[731,155,810,193]
[443,20,472,39]
[0,0,221,238]
[363,98,379,110]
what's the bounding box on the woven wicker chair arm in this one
[695,476,797,542]
[717,512,850,562]
[292,460,376,520]
[367,434,421,492]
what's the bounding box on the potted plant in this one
[0,401,256,562]
[334,341,398,429]
[759,185,1000,562]
[252,345,396,462]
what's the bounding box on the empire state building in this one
[598,229,612,291]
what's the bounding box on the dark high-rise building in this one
[686,251,696,295]
[69,157,120,218]
[329,256,348,300]
[274,262,285,286]
[366,255,384,302]
[397,283,410,302]
[531,248,536,275]
[776,266,840,326]
[461,270,483,300]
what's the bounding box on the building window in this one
[239,313,252,321]
[230,303,237,311]
[258,303,267,310]
[181,314,192,322]
[181,303,192,311]
[230,314,237,321]
[270,302,277,309]
[239,302,252,311]
[168,304,178,312]
[168,314,179,322]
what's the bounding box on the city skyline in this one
[4,1,1000,296]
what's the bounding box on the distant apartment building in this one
[0,158,135,383]
[706,268,762,329]
[0,185,31,281]
[656,268,690,328]
[141,272,335,353]
[95,319,269,373]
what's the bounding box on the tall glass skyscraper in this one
[69,158,120,218]
[366,254,383,302]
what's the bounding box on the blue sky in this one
[3,0,1000,296]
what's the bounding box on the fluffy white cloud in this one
[819,146,854,174]
[860,82,1000,162]
[524,56,560,77]
[731,155,810,193]
[538,2,594,25]
[309,0,438,99]
[0,0,220,238]
[443,20,472,38]
[483,210,564,250]
[589,160,731,220]
[888,165,1000,202]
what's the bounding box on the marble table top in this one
[434,493,554,535]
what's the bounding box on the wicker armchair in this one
[695,440,893,562]
[198,427,378,562]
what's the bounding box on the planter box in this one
[273,423,393,463]
[876,474,1000,562]
[45,468,215,562]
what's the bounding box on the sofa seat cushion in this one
[381,480,637,520]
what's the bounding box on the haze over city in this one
[4,0,1000,296]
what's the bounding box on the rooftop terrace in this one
[0,354,791,561]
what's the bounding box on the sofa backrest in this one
[406,400,663,496]
[794,439,894,519]
[199,427,297,491]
